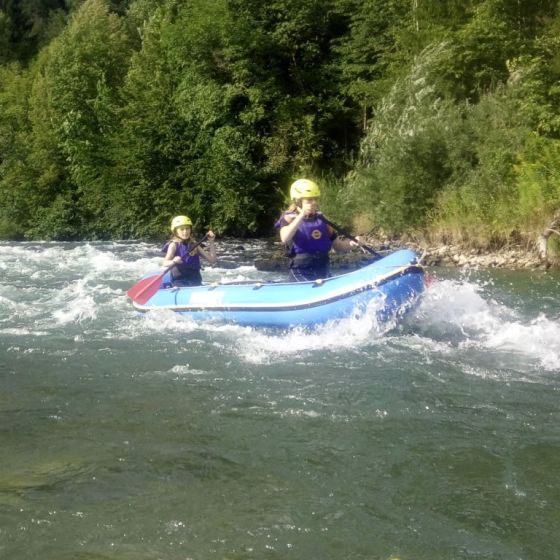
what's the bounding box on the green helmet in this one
[290,179,320,200]
[170,215,193,232]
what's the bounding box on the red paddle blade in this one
[127,272,164,305]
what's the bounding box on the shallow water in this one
[1,240,559,560]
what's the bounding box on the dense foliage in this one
[1,0,560,244]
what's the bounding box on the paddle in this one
[318,214,382,258]
[127,234,208,305]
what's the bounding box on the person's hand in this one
[288,206,305,221]
[299,200,317,218]
[349,236,362,249]
[173,256,182,264]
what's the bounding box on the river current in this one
[1,240,559,560]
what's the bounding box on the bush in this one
[514,136,560,233]
[345,44,466,235]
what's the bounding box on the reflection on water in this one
[1,240,560,559]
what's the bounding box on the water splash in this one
[2,241,559,372]
[116,268,560,372]
[415,277,560,372]
[483,314,560,371]
[51,277,98,324]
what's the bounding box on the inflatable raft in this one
[130,249,425,327]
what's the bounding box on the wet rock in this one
[256,236,555,271]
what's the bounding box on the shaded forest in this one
[1,0,560,245]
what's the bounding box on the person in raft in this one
[162,215,216,287]
[275,179,360,282]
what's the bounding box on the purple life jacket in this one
[275,213,333,256]
[162,240,201,269]
[274,213,336,280]
[161,240,202,286]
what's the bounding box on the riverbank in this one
[254,237,556,271]
[389,240,549,269]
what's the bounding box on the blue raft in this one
[132,249,425,328]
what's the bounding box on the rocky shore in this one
[255,238,556,272]
[391,240,548,269]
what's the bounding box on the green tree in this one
[430,90,531,244]
[0,0,70,64]
[3,0,559,243]
[31,0,135,238]
[504,13,560,138]
[0,62,33,238]
[226,0,355,173]
[344,43,461,234]
[114,0,358,238]
[121,0,273,236]
[109,4,193,238]
[425,0,558,102]
[333,0,403,131]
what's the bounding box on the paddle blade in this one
[127,272,165,305]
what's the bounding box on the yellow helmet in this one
[170,215,193,232]
[290,179,320,200]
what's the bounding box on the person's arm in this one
[162,242,180,267]
[332,237,352,253]
[197,231,217,264]
[279,210,305,244]
[332,235,361,253]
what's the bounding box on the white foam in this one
[483,314,560,370]
[414,277,560,372]
[53,296,97,324]
[1,328,49,336]
[49,276,97,324]
[218,299,393,364]
[2,242,559,372]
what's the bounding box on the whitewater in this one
[1,239,559,560]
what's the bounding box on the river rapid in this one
[1,240,560,560]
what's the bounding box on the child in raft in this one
[162,215,216,286]
[275,179,360,282]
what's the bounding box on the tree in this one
[0,0,70,64]
[31,0,135,238]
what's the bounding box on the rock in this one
[256,235,556,271]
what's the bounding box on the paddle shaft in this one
[319,215,381,257]
[167,233,209,262]
[158,233,210,277]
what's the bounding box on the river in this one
[1,240,559,560]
